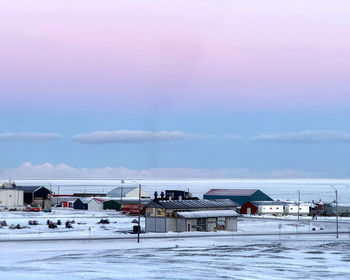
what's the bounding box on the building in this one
[16,186,52,208]
[324,203,350,216]
[103,200,122,211]
[145,199,239,233]
[203,189,273,206]
[87,198,105,211]
[240,201,259,215]
[242,201,311,216]
[285,203,310,216]
[0,182,51,209]
[0,183,24,208]
[251,201,286,215]
[73,198,91,210]
[165,190,191,200]
[107,185,151,199]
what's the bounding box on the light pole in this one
[331,186,339,239]
[131,180,142,243]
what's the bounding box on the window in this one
[196,218,207,231]
[217,217,225,226]
[276,207,279,209]
[270,207,273,210]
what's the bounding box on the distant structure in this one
[203,189,273,206]
[107,185,151,200]
[145,199,239,233]
[241,201,310,215]
[0,181,51,209]
[0,182,24,207]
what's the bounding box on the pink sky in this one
[1,0,349,110]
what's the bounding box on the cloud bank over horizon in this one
[0,162,341,180]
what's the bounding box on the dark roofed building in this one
[203,189,273,206]
[16,186,52,208]
[145,199,239,233]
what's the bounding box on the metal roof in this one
[75,197,92,204]
[177,210,240,219]
[15,186,49,192]
[204,189,258,196]
[107,186,138,197]
[148,199,238,210]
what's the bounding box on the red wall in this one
[241,202,258,214]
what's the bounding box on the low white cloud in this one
[252,130,350,143]
[0,132,61,142]
[73,130,215,144]
[0,162,316,179]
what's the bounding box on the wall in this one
[225,217,237,231]
[286,205,310,215]
[0,189,24,207]
[126,188,150,198]
[258,205,285,214]
[145,217,166,232]
[88,200,103,211]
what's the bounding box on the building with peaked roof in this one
[88,197,106,211]
[0,184,24,208]
[241,200,311,215]
[0,182,51,209]
[203,189,273,206]
[107,185,151,199]
[73,198,91,210]
[145,199,239,233]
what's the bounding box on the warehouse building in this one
[145,199,239,233]
[107,185,151,199]
[203,189,273,206]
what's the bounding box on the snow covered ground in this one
[0,234,350,280]
[1,209,350,241]
[1,179,350,279]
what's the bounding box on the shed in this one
[73,198,90,210]
[88,198,105,211]
[241,201,259,215]
[103,200,122,211]
[203,189,273,206]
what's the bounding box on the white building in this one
[253,201,286,215]
[0,182,24,208]
[285,204,310,215]
[107,186,150,199]
[87,198,105,211]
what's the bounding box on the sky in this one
[0,0,350,178]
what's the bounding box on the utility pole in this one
[330,186,339,239]
[336,189,339,239]
[297,190,300,222]
[137,183,141,243]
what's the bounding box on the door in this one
[247,207,251,215]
